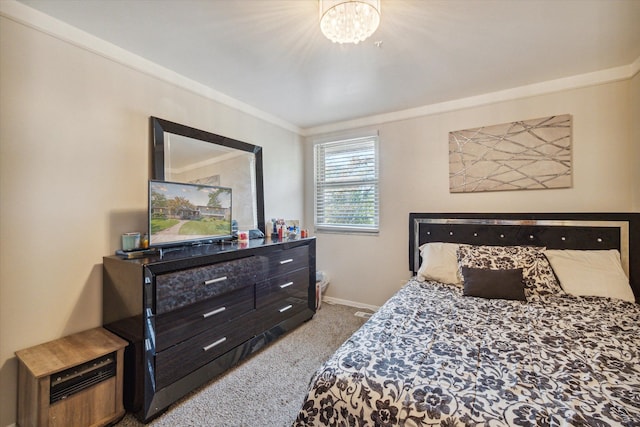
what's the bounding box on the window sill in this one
[314,227,379,236]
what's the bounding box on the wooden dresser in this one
[102,237,316,422]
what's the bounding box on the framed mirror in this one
[151,117,265,233]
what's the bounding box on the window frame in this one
[313,133,380,234]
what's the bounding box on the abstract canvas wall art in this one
[449,115,572,193]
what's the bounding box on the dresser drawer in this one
[155,256,262,314]
[267,245,309,277]
[155,285,255,352]
[256,268,309,309]
[155,315,253,389]
[255,297,309,332]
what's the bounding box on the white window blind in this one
[314,135,379,233]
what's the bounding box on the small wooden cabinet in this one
[15,327,127,427]
[102,237,316,422]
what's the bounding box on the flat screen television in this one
[149,180,232,247]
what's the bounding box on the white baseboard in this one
[322,296,379,312]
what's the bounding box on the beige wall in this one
[306,79,637,308]
[0,17,304,425]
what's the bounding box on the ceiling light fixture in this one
[319,0,381,44]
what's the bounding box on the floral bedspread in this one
[294,279,640,426]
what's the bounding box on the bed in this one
[294,213,640,427]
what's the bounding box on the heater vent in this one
[50,352,116,404]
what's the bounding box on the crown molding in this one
[3,0,638,139]
[0,0,302,135]
[303,57,640,136]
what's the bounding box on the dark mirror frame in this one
[150,117,265,233]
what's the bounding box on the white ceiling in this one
[15,0,640,130]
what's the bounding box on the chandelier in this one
[319,0,381,44]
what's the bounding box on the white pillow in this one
[544,249,635,302]
[417,242,462,285]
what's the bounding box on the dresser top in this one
[105,236,315,267]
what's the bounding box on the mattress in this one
[294,279,640,426]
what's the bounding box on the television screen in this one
[149,180,232,247]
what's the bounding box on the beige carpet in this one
[115,302,371,427]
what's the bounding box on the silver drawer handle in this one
[279,304,293,313]
[279,259,293,265]
[202,306,226,318]
[204,276,227,285]
[279,282,294,289]
[203,337,227,351]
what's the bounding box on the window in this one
[314,134,379,233]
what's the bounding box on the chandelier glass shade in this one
[319,0,381,44]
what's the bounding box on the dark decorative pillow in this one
[456,245,564,300]
[461,266,526,301]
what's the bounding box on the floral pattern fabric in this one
[294,279,640,427]
[456,245,565,300]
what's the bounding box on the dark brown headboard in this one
[409,213,640,302]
